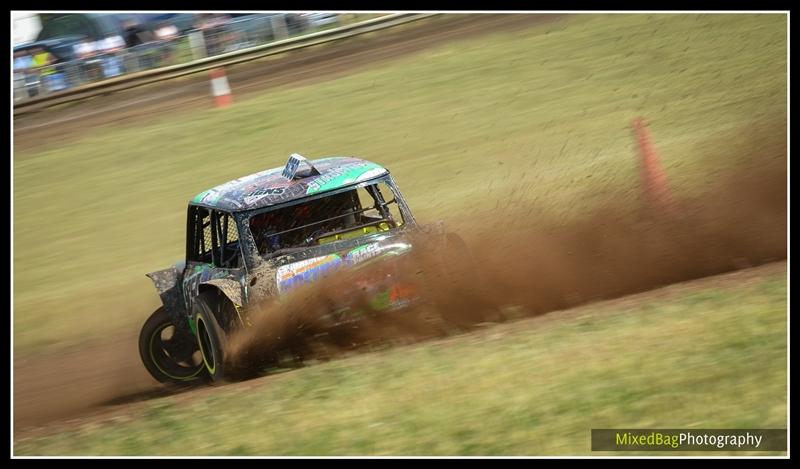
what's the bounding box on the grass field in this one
[12,14,787,353]
[13,262,787,455]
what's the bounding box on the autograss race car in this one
[139,154,440,384]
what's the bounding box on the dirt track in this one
[13,14,561,152]
[14,260,787,441]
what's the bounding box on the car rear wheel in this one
[139,307,207,385]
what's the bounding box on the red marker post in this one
[210,68,232,108]
[631,117,675,215]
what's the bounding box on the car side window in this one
[187,206,241,268]
[188,206,212,264]
[213,211,241,269]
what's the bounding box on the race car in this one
[139,154,444,384]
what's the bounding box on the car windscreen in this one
[249,181,405,256]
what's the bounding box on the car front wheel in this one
[193,291,230,383]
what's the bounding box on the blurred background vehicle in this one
[37,13,129,43]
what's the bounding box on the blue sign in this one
[281,153,320,180]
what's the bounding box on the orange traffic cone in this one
[210,68,232,108]
[631,117,675,214]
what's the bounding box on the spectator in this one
[123,20,158,70]
[155,21,179,40]
[123,20,147,48]
[31,47,67,93]
[196,14,231,56]
[14,50,37,98]
[154,21,179,65]
[99,34,125,78]
[74,37,96,57]
[13,49,32,71]
[74,37,103,82]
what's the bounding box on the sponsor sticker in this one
[276,254,343,294]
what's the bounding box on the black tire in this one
[138,307,207,385]
[193,291,230,383]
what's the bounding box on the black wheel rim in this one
[149,323,204,380]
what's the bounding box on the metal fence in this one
[13,14,340,103]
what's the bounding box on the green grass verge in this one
[13,264,787,455]
[13,13,786,352]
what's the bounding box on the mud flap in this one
[146,266,189,333]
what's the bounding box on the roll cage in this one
[185,174,415,271]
